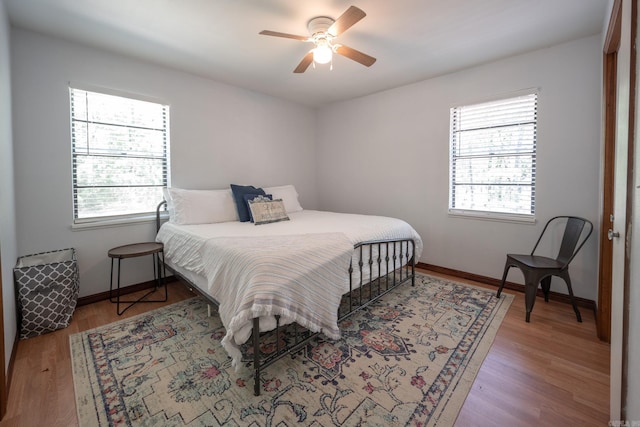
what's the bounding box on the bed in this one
[155,185,423,395]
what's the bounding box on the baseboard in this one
[77,265,597,311]
[77,276,178,307]
[416,262,597,312]
[78,265,597,312]
[2,333,17,421]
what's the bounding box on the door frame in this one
[598,0,622,343]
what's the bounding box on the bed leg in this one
[207,304,211,317]
[411,256,416,286]
[411,263,415,287]
[411,242,416,287]
[253,317,261,396]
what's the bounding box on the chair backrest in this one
[532,216,593,267]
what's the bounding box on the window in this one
[449,92,537,220]
[70,88,170,224]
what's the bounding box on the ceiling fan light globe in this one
[313,45,332,64]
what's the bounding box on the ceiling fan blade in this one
[328,6,366,36]
[335,45,376,67]
[294,52,314,73]
[259,30,308,41]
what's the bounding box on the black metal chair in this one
[496,216,593,323]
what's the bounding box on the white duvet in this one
[156,210,423,367]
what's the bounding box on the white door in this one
[623,0,640,418]
[610,0,632,419]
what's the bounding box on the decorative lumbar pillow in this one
[230,184,266,222]
[248,198,290,225]
[263,185,303,213]
[243,194,273,222]
[166,188,238,225]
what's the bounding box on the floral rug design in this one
[71,273,512,426]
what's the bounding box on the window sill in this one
[448,209,536,224]
[71,212,168,231]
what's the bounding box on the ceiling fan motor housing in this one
[307,17,335,37]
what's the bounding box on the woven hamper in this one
[14,248,79,339]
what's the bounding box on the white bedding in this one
[156,210,423,367]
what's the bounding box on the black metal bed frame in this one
[156,201,416,396]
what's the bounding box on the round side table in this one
[108,242,168,315]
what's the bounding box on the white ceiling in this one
[5,0,609,107]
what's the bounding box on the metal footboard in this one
[155,201,416,396]
[247,238,415,396]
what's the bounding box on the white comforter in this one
[156,210,423,367]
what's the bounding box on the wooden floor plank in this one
[0,270,610,426]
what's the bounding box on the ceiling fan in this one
[259,6,377,73]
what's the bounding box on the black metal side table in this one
[108,242,168,315]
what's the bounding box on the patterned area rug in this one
[71,273,512,426]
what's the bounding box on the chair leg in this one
[561,272,582,323]
[524,279,539,323]
[497,261,511,298]
[540,276,552,302]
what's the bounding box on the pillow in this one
[263,185,303,213]
[166,188,238,225]
[162,187,175,219]
[230,184,266,222]
[248,198,290,225]
[243,194,272,222]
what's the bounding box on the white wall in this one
[316,35,602,301]
[10,28,318,298]
[0,0,18,373]
[8,28,603,302]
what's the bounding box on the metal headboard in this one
[156,200,168,233]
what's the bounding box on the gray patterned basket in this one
[14,248,79,339]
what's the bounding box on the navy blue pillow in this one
[243,194,273,222]
[230,184,266,222]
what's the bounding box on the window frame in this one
[69,85,170,228]
[448,91,538,223]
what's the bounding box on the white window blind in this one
[449,93,537,218]
[70,88,170,222]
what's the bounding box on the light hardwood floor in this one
[0,269,610,426]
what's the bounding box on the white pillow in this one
[162,187,175,219]
[166,188,238,224]
[263,185,303,213]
